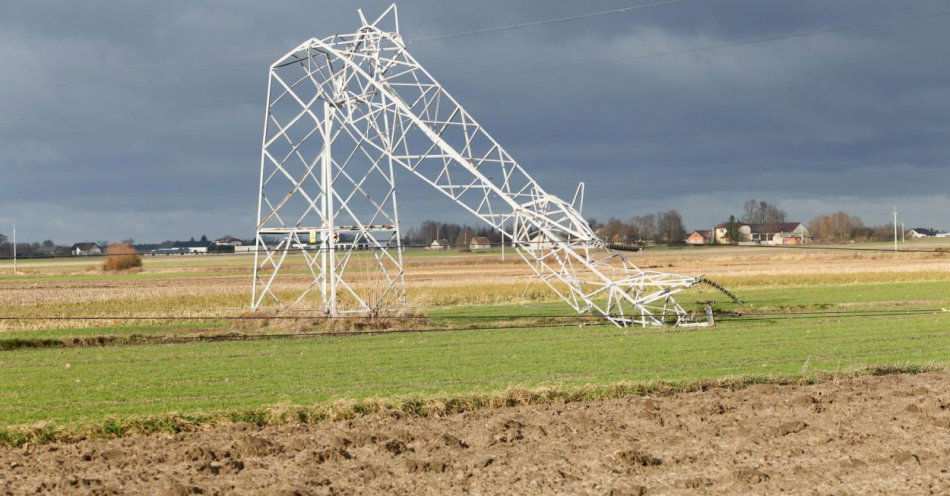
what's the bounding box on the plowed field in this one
[2,372,946,495]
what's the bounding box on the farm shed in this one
[469,237,492,251]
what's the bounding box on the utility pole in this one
[892,207,898,252]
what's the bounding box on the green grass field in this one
[1,304,947,428]
[0,248,947,444]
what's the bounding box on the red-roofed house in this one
[686,230,713,245]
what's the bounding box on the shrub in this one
[208,244,235,254]
[102,243,142,271]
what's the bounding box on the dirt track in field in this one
[2,372,948,495]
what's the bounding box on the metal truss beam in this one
[253,4,708,327]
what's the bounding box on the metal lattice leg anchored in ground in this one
[252,4,716,327]
[252,31,406,316]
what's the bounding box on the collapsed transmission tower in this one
[252,4,710,327]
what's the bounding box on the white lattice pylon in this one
[252,10,406,316]
[252,5,708,327]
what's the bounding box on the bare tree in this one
[809,211,864,243]
[603,217,626,241]
[656,210,687,244]
[741,198,787,225]
[853,224,895,242]
[628,215,656,242]
[419,220,441,243]
[453,227,475,251]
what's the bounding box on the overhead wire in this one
[406,0,699,44]
[502,9,950,77]
[4,6,950,124]
[0,0,697,92]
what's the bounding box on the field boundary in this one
[0,323,560,351]
[1,364,940,448]
[1,307,944,351]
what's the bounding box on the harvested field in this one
[1,246,949,333]
[1,371,946,495]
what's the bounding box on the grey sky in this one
[1,0,948,242]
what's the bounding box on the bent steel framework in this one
[253,4,709,327]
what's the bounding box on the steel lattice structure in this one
[253,4,708,327]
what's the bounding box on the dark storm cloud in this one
[1,0,948,242]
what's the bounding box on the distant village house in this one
[429,239,449,250]
[907,228,937,238]
[214,235,244,246]
[713,222,810,245]
[71,242,102,256]
[469,236,491,251]
[686,230,713,245]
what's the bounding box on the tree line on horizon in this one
[0,198,940,257]
[586,200,785,244]
[0,234,217,258]
[554,199,937,245]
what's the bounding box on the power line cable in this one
[0,0,699,91]
[4,8,949,125]
[502,9,950,77]
[406,0,699,44]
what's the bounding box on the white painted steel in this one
[252,4,706,327]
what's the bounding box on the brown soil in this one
[2,372,947,495]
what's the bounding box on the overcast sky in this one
[1,0,948,243]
